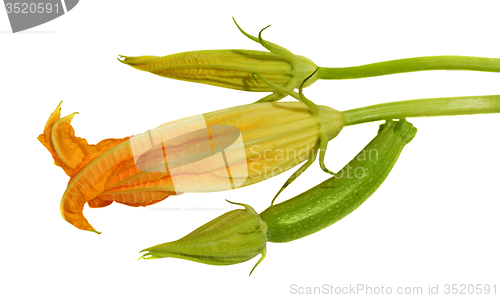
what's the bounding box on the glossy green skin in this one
[260,119,417,243]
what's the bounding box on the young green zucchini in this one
[260,119,416,243]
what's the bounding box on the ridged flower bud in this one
[140,201,267,275]
[119,19,317,101]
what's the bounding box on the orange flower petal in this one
[38,103,179,233]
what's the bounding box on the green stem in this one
[342,95,500,126]
[318,56,500,79]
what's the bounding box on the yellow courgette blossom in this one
[119,19,317,102]
[39,101,344,233]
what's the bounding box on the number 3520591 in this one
[5,3,60,14]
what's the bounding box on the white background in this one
[1,1,499,297]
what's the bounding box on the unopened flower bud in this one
[140,201,267,275]
[119,20,317,101]
[120,50,316,92]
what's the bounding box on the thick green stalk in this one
[342,95,500,126]
[318,56,500,79]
